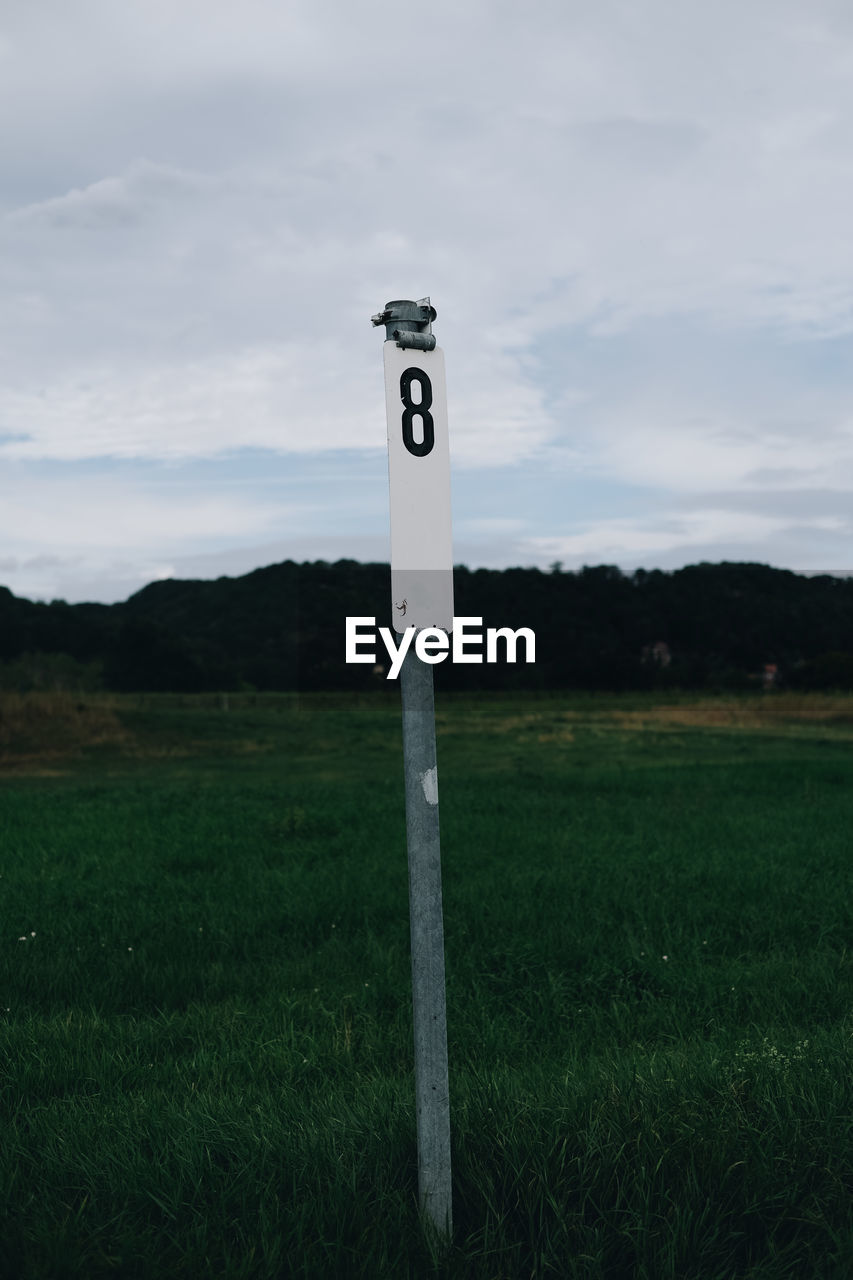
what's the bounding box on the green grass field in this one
[1,690,852,1278]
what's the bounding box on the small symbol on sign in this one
[396,598,407,616]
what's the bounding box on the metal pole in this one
[399,633,452,1244]
[373,298,453,1245]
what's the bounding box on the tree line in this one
[1,559,852,694]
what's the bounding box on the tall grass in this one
[0,692,129,771]
[0,692,851,1276]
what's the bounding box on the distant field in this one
[1,690,851,1278]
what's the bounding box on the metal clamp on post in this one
[371,297,437,351]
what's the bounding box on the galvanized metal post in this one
[373,299,452,1245]
[398,633,452,1244]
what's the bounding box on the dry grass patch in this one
[611,694,853,734]
[437,694,853,745]
[0,692,131,768]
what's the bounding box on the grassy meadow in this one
[1,688,852,1278]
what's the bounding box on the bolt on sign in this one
[381,313,454,633]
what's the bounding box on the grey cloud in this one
[671,489,853,520]
[7,176,140,232]
[741,468,826,486]
[3,161,218,233]
[567,116,707,173]
[0,553,77,574]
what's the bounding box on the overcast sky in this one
[1,0,851,604]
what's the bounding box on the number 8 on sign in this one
[383,342,454,633]
[400,368,434,457]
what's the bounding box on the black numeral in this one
[400,368,434,457]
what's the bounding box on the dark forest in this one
[1,560,852,694]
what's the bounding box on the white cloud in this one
[584,409,853,494]
[0,473,286,549]
[0,0,852,600]
[523,506,851,573]
[526,510,817,559]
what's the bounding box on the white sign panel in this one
[383,341,454,633]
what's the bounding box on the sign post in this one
[372,299,453,1245]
